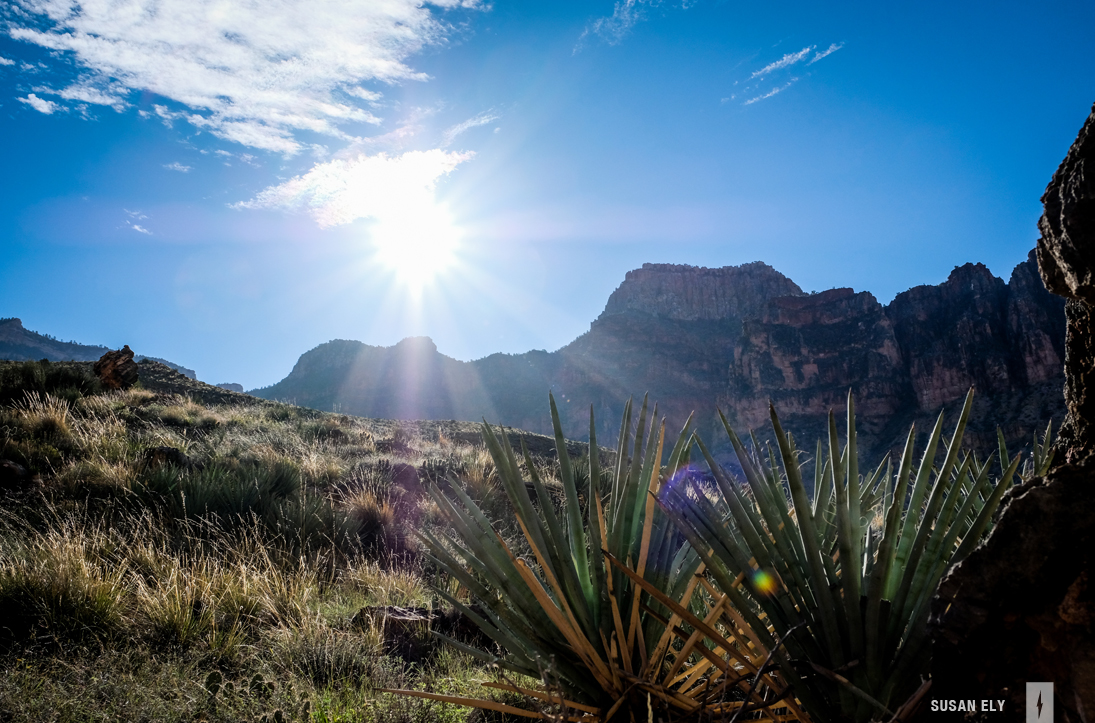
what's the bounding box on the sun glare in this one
[371,202,460,289]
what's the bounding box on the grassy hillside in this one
[0,360,578,723]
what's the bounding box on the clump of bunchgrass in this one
[0,360,102,406]
[151,398,224,429]
[0,515,128,650]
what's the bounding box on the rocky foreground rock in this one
[930,103,1095,722]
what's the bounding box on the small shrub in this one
[0,360,102,406]
[343,487,408,559]
[269,623,380,686]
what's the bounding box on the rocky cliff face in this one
[889,263,1015,410]
[255,254,1064,459]
[716,255,1065,457]
[600,262,803,321]
[725,288,910,443]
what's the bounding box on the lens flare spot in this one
[751,568,779,597]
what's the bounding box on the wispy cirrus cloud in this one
[809,42,844,64]
[442,111,500,147]
[0,56,14,66]
[236,149,473,228]
[163,162,191,173]
[743,78,799,105]
[750,46,814,79]
[733,40,843,106]
[576,0,695,50]
[6,0,484,154]
[123,209,152,234]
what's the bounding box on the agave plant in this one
[658,389,1020,723]
[386,395,811,722]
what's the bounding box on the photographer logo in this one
[1027,683,1054,722]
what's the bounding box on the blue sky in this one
[0,0,1092,388]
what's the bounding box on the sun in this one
[370,201,460,289]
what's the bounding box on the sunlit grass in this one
[0,360,546,722]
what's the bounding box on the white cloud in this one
[442,111,500,146]
[236,149,473,228]
[0,57,14,66]
[809,42,844,64]
[580,0,646,47]
[18,93,58,114]
[8,0,483,154]
[47,81,128,110]
[164,162,191,172]
[577,0,693,49]
[743,78,799,105]
[346,87,383,103]
[128,222,152,235]
[751,47,814,79]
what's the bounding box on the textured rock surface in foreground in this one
[930,102,1095,723]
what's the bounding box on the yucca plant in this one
[387,395,811,722]
[659,389,1020,723]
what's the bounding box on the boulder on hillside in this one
[142,446,191,471]
[93,345,139,390]
[0,459,30,495]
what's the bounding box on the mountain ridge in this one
[252,251,1066,457]
[0,317,197,380]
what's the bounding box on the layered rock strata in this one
[256,253,1064,460]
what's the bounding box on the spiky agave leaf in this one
[392,395,810,722]
[660,388,1020,723]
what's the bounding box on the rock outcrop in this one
[889,263,1015,410]
[930,103,1095,722]
[721,255,1064,457]
[601,262,802,321]
[726,288,910,441]
[93,345,139,390]
[1038,103,1095,460]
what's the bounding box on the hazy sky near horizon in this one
[1,0,1092,388]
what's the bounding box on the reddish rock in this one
[143,446,191,470]
[932,458,1095,722]
[727,288,910,440]
[888,263,1014,410]
[1008,249,1067,386]
[601,261,804,321]
[254,257,1064,459]
[93,345,139,390]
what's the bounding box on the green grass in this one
[0,360,564,722]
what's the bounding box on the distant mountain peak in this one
[600,260,803,322]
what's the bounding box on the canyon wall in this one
[254,252,1065,458]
